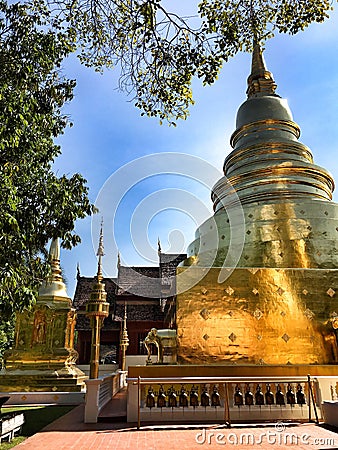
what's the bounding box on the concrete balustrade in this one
[84,370,127,423]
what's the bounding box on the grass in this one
[0,436,25,449]
[0,405,75,449]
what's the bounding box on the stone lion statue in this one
[144,328,177,364]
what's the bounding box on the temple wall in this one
[186,200,338,270]
[176,267,338,365]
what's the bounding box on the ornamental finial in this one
[38,237,69,300]
[96,218,104,281]
[48,237,63,285]
[97,218,104,257]
[246,42,277,97]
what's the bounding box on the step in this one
[98,388,127,422]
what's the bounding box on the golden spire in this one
[246,42,277,97]
[122,302,129,342]
[96,219,104,282]
[120,302,129,371]
[38,238,70,301]
[86,219,109,379]
[50,238,60,262]
[49,238,63,287]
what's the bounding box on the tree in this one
[35,0,332,123]
[0,0,94,354]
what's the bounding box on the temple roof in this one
[73,277,117,310]
[117,266,160,297]
[73,252,186,330]
[159,253,187,265]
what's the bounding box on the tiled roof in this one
[159,252,187,296]
[114,303,165,322]
[74,276,119,331]
[75,303,165,331]
[73,277,117,309]
[117,266,160,297]
[75,312,123,331]
[159,253,187,265]
[73,253,186,331]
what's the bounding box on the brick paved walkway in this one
[14,403,338,450]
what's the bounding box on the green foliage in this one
[199,0,331,53]
[0,317,14,368]
[0,1,94,325]
[34,0,333,123]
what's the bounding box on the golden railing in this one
[128,375,319,429]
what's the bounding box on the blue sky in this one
[54,6,338,296]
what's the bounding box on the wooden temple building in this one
[73,251,186,364]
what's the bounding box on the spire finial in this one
[158,237,161,256]
[77,262,81,279]
[38,237,70,300]
[96,218,104,281]
[49,237,62,283]
[246,42,277,98]
[123,302,127,328]
[120,301,129,371]
[117,251,121,269]
[97,218,104,257]
[87,218,109,379]
[251,41,267,76]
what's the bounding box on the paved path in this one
[14,403,338,450]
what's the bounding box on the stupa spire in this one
[38,237,70,301]
[50,237,60,262]
[211,42,334,213]
[48,237,63,285]
[246,42,277,97]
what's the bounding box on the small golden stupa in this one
[176,44,338,367]
[0,238,85,392]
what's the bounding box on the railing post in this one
[223,382,231,427]
[308,375,319,424]
[137,376,141,430]
[307,375,311,422]
[84,378,102,423]
[117,369,128,390]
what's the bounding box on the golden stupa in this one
[176,44,338,367]
[0,239,85,392]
